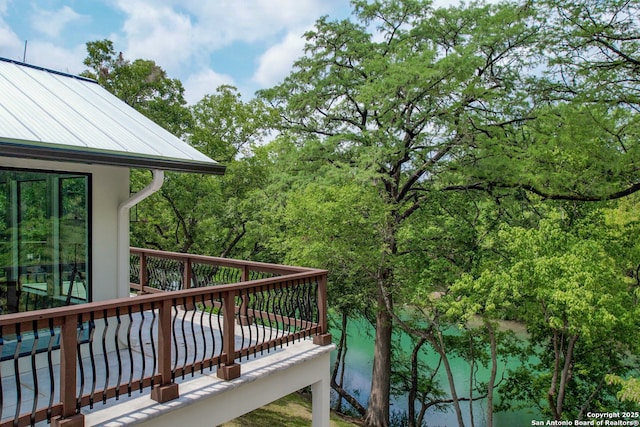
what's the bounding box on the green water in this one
[331,317,540,427]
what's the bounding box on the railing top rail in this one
[0,269,327,328]
[130,247,314,275]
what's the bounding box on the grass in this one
[221,392,361,427]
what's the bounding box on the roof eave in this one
[0,141,226,175]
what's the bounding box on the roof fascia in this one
[0,140,226,175]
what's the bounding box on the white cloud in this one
[31,6,85,38]
[22,41,87,74]
[252,30,307,87]
[183,68,236,105]
[114,2,195,76]
[112,0,343,78]
[0,20,22,61]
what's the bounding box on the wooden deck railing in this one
[0,248,330,427]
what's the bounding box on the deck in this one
[0,248,331,426]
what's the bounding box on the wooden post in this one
[183,257,193,289]
[51,315,84,427]
[181,258,195,310]
[238,265,254,326]
[217,290,241,380]
[313,273,332,346]
[139,251,147,295]
[151,299,179,402]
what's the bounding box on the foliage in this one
[452,205,640,419]
[606,376,640,404]
[80,0,640,424]
[82,39,191,136]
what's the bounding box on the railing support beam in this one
[151,299,179,403]
[52,315,85,427]
[218,290,241,380]
[139,251,147,295]
[313,273,332,346]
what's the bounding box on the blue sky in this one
[0,0,354,103]
[0,0,467,104]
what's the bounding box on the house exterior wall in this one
[0,157,129,303]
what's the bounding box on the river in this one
[331,316,540,427]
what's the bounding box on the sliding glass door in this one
[0,168,90,314]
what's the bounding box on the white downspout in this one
[117,169,164,298]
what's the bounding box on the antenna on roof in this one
[23,40,27,63]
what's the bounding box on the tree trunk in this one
[556,334,578,418]
[469,334,475,427]
[408,337,427,427]
[486,320,497,427]
[332,312,350,413]
[549,330,561,420]
[434,330,466,427]
[364,290,393,427]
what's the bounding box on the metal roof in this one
[0,58,225,175]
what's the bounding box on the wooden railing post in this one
[183,257,192,289]
[313,273,332,346]
[238,265,254,326]
[51,315,84,427]
[151,299,179,402]
[139,251,147,295]
[218,289,241,380]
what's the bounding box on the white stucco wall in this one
[0,157,130,303]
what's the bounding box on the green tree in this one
[456,209,640,420]
[457,0,640,202]
[131,86,276,257]
[260,1,537,425]
[81,39,191,136]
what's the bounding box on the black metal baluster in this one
[127,306,134,396]
[199,294,206,374]
[88,314,97,409]
[115,308,122,400]
[150,303,157,389]
[246,288,255,360]
[101,311,110,404]
[190,296,197,376]
[276,284,285,349]
[290,280,299,339]
[138,307,146,393]
[297,279,306,338]
[282,283,289,345]
[180,298,188,379]
[207,294,215,370]
[76,318,85,412]
[238,293,246,360]
[257,286,266,355]
[46,320,55,422]
[13,323,22,427]
[176,297,189,379]
[315,280,320,330]
[29,321,39,426]
[266,284,274,352]
[283,282,292,345]
[295,280,304,339]
[302,279,311,338]
[171,304,179,379]
[216,295,223,366]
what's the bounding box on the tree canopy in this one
[81,0,640,425]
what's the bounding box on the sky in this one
[0,0,468,104]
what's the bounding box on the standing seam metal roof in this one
[0,57,225,175]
